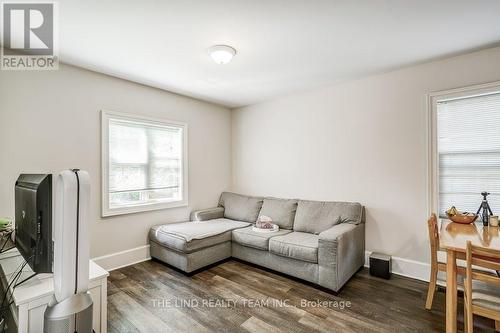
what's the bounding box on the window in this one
[430,84,500,217]
[101,111,187,216]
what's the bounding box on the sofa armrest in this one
[318,223,365,292]
[190,207,224,221]
[319,223,360,240]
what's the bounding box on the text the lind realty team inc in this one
[151,298,352,310]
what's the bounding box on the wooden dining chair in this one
[426,213,447,310]
[464,241,500,332]
[426,214,467,310]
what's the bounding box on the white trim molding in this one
[92,245,151,271]
[94,247,431,281]
[100,110,189,217]
[364,251,430,282]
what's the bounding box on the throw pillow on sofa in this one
[293,200,362,234]
[258,198,298,230]
[219,192,263,223]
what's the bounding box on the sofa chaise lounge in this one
[149,192,365,292]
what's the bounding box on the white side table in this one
[0,248,109,333]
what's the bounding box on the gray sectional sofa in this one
[149,192,365,292]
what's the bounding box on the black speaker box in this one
[369,252,391,279]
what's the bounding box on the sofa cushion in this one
[258,198,298,230]
[219,192,264,223]
[149,218,250,253]
[232,226,292,250]
[269,232,319,263]
[293,200,363,234]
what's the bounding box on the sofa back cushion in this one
[258,198,298,230]
[293,200,362,234]
[219,192,263,223]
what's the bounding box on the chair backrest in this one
[465,241,500,302]
[465,241,500,278]
[427,214,439,266]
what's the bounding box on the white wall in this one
[3,48,500,278]
[232,46,500,272]
[0,64,232,269]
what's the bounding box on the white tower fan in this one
[44,169,93,332]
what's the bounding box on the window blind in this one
[108,118,183,209]
[437,92,500,217]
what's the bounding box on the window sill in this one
[101,199,188,217]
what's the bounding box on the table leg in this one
[446,249,457,333]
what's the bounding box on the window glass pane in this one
[110,191,143,207]
[147,188,181,201]
[149,127,182,159]
[438,95,500,153]
[106,115,184,212]
[109,164,146,192]
[109,188,181,208]
[149,159,181,189]
[148,126,182,190]
[437,92,500,216]
[109,121,148,164]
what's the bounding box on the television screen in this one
[15,174,53,273]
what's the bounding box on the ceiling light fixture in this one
[208,45,236,64]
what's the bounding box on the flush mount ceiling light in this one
[208,45,236,64]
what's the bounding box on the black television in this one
[15,174,53,273]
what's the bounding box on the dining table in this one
[439,219,500,333]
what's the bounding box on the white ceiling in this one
[15,1,500,107]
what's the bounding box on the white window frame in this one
[427,81,500,216]
[101,110,188,217]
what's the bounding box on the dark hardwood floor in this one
[108,259,495,333]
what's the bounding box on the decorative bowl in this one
[447,213,478,224]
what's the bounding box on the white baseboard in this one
[364,251,430,282]
[92,245,151,271]
[91,247,430,282]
